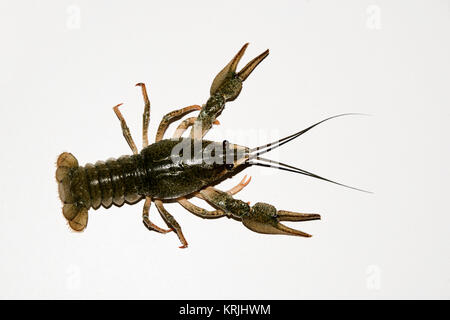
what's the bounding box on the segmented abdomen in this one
[69,155,147,210]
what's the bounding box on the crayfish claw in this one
[210,43,249,95]
[210,43,269,98]
[237,49,269,81]
[241,202,319,238]
[277,210,321,222]
[269,223,313,238]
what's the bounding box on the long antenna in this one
[249,157,371,193]
[249,113,366,158]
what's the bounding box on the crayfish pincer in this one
[56,43,367,248]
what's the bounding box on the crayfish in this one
[56,43,365,248]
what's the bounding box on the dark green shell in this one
[59,138,237,210]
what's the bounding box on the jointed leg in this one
[113,103,138,155]
[224,175,251,196]
[155,105,202,142]
[154,200,188,248]
[142,196,172,233]
[178,175,251,219]
[173,117,196,139]
[174,117,220,139]
[136,83,151,148]
[178,198,226,219]
[194,175,252,202]
[114,88,199,242]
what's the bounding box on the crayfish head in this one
[210,43,269,101]
[241,202,320,237]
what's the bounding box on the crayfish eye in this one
[225,163,234,171]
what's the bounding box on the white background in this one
[0,0,449,299]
